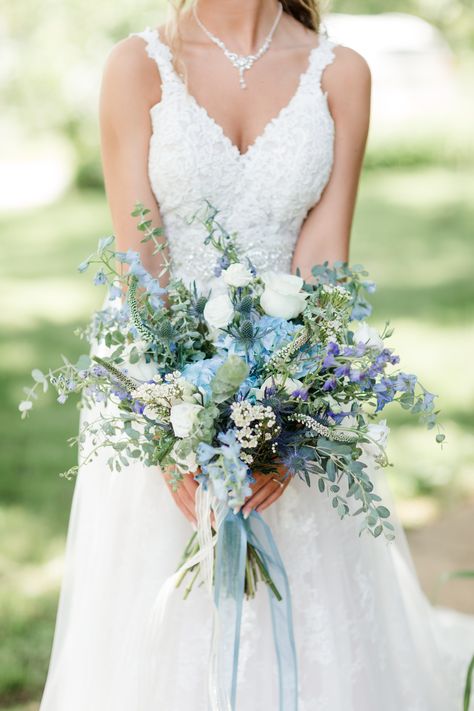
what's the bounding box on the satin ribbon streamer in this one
[210,509,298,711]
[148,487,298,711]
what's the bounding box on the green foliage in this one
[211,356,249,404]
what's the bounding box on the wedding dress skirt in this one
[39,400,474,711]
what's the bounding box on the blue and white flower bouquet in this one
[21,200,443,601]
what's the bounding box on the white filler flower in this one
[222,263,254,288]
[203,293,234,329]
[353,323,384,351]
[260,272,308,319]
[169,402,203,438]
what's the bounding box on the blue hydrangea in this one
[182,354,225,403]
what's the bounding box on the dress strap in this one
[312,34,338,88]
[128,26,177,84]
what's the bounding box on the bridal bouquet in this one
[21,201,443,598]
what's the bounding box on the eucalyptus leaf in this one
[211,355,249,404]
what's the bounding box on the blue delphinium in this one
[196,430,252,511]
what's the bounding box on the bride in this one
[39,1,473,709]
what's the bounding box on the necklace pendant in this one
[193,2,283,93]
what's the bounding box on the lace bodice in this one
[130,26,337,291]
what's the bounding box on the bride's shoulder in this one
[103,30,157,74]
[100,30,162,108]
[324,43,371,90]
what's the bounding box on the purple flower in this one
[374,378,396,411]
[264,383,277,397]
[322,376,337,392]
[394,372,417,393]
[291,388,309,401]
[349,368,364,383]
[133,400,145,415]
[91,364,108,377]
[334,363,351,378]
[343,343,366,358]
[111,386,130,401]
[322,342,339,368]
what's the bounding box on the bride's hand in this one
[241,463,291,519]
[161,467,198,526]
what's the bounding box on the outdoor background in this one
[0,0,473,709]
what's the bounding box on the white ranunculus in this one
[122,340,158,382]
[260,272,308,320]
[203,293,234,329]
[222,263,253,288]
[353,323,384,351]
[361,420,390,459]
[170,443,199,474]
[255,374,303,399]
[169,401,203,438]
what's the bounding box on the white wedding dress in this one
[39,26,474,711]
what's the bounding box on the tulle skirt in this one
[38,390,474,711]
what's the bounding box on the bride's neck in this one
[191,0,282,54]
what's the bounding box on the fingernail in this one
[243,509,249,519]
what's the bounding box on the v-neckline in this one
[150,26,326,160]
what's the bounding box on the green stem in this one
[248,544,282,601]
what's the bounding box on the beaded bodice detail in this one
[130,26,338,291]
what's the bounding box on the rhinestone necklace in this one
[192,2,283,89]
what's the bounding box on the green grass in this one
[1,166,473,706]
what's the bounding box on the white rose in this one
[169,402,203,438]
[260,272,308,320]
[170,443,199,474]
[222,263,253,288]
[353,323,384,351]
[255,374,303,399]
[203,293,234,329]
[122,340,158,381]
[361,420,390,459]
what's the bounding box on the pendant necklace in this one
[192,1,283,89]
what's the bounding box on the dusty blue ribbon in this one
[213,509,298,710]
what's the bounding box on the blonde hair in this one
[163,0,322,81]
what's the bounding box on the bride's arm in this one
[291,46,371,278]
[99,36,169,282]
[100,37,199,524]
